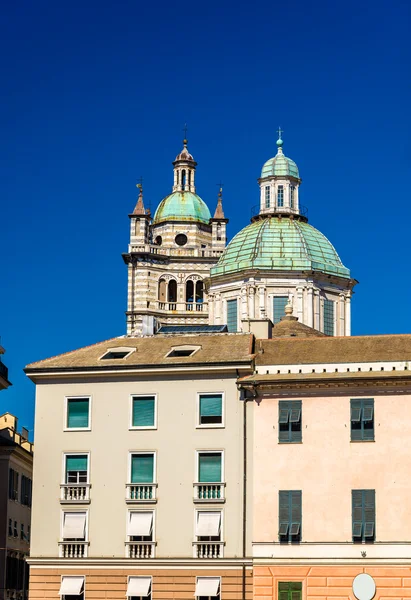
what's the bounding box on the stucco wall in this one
[31,372,249,558]
[253,392,411,549]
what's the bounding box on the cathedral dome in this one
[211,217,350,278]
[153,191,211,225]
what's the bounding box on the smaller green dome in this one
[261,149,300,179]
[153,191,211,225]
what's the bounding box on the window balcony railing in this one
[193,541,224,559]
[60,484,91,503]
[125,541,156,559]
[126,483,157,503]
[193,483,226,503]
[59,541,89,558]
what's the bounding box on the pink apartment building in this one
[239,317,411,600]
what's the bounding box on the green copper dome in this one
[261,149,300,179]
[153,191,211,225]
[211,217,350,278]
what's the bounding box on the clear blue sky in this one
[1,0,410,435]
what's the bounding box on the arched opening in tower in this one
[168,279,177,303]
[196,281,204,304]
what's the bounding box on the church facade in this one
[124,134,356,337]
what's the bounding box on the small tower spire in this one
[213,187,226,219]
[133,182,147,215]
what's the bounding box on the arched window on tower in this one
[181,170,186,188]
[216,222,222,241]
[277,185,284,207]
[158,279,167,306]
[168,279,177,305]
[186,280,194,310]
[135,219,140,235]
[188,171,191,186]
[195,281,204,309]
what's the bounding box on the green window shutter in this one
[131,454,154,483]
[279,401,290,443]
[290,401,302,443]
[132,397,155,427]
[66,455,88,472]
[278,581,302,600]
[200,395,222,418]
[279,491,290,538]
[226,299,238,332]
[290,490,302,540]
[198,453,222,482]
[273,297,288,324]
[362,399,375,441]
[352,489,364,539]
[350,399,362,441]
[278,582,290,600]
[364,489,375,540]
[67,399,89,428]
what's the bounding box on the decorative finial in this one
[284,300,293,316]
[277,126,284,148]
[183,123,188,146]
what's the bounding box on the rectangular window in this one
[127,511,154,541]
[290,186,295,208]
[8,519,12,537]
[9,468,15,500]
[20,524,25,540]
[273,296,288,324]
[21,475,32,506]
[131,454,154,483]
[351,399,374,441]
[127,576,152,599]
[226,299,238,333]
[279,400,302,443]
[278,582,302,600]
[62,512,87,540]
[279,490,302,542]
[323,299,335,336]
[352,489,375,542]
[195,577,221,599]
[65,455,89,484]
[265,186,271,208]
[59,576,85,599]
[66,398,90,429]
[196,511,222,540]
[131,396,156,428]
[198,394,223,426]
[198,452,222,483]
[13,521,18,537]
[277,185,284,207]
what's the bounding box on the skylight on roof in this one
[165,345,201,358]
[99,347,135,360]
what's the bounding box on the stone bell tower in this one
[122,138,228,336]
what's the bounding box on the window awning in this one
[59,576,84,596]
[62,513,86,539]
[128,512,153,536]
[195,577,220,597]
[126,577,151,597]
[196,512,221,536]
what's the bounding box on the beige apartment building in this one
[25,334,254,600]
[238,316,411,600]
[0,413,34,600]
